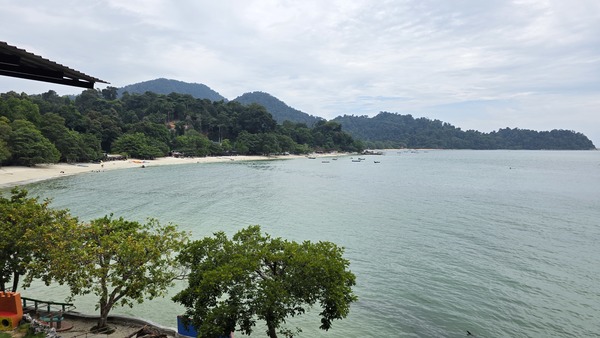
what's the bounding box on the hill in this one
[334,112,596,150]
[233,91,323,126]
[112,79,594,150]
[117,78,226,101]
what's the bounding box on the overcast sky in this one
[1,0,599,146]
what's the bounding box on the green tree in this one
[0,188,77,292]
[276,134,296,154]
[128,120,171,154]
[0,93,42,126]
[236,104,277,134]
[39,215,187,331]
[9,120,60,166]
[112,132,164,159]
[77,133,103,161]
[234,131,259,155]
[259,133,281,155]
[0,117,11,164]
[174,225,357,338]
[75,89,103,112]
[221,139,233,153]
[39,113,84,162]
[0,140,9,165]
[173,130,211,157]
[101,86,118,101]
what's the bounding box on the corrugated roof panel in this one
[0,41,108,89]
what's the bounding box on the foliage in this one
[173,130,211,157]
[33,215,188,330]
[0,187,188,332]
[118,78,226,101]
[1,90,362,165]
[235,103,277,134]
[335,112,596,150]
[0,140,10,165]
[111,132,164,159]
[0,188,77,292]
[0,93,42,126]
[1,87,595,163]
[0,118,11,164]
[38,113,102,162]
[8,120,60,166]
[234,91,323,126]
[173,226,357,338]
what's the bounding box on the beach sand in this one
[0,155,314,189]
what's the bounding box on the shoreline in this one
[0,154,317,189]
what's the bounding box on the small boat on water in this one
[352,159,361,162]
[374,161,380,163]
[308,156,316,159]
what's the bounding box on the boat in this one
[374,161,380,163]
[362,150,384,155]
[322,160,330,163]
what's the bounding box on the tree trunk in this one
[267,321,278,338]
[95,302,111,332]
[11,272,19,292]
[96,315,108,331]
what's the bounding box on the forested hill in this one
[334,112,595,150]
[0,90,363,167]
[118,78,226,102]
[234,91,323,126]
[117,80,321,127]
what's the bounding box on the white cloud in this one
[1,0,599,145]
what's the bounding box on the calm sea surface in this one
[15,150,600,337]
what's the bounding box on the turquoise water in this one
[16,150,600,337]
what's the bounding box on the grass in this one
[0,323,46,338]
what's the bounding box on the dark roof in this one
[0,41,108,89]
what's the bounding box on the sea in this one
[11,150,600,337]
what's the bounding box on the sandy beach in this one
[0,155,315,189]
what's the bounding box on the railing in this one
[21,297,75,329]
[21,297,74,313]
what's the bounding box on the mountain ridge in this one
[118,78,226,102]
[113,78,595,149]
[233,91,323,126]
[116,79,321,127]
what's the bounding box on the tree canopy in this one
[0,90,361,166]
[8,119,60,166]
[0,188,77,292]
[29,215,188,331]
[173,225,357,338]
[1,187,358,336]
[334,112,596,150]
[0,188,188,332]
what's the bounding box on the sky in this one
[1,0,599,146]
